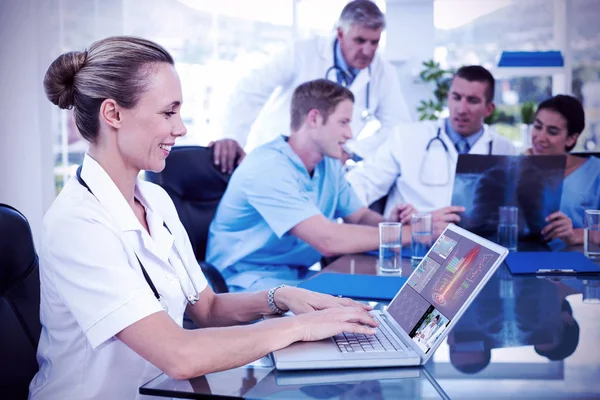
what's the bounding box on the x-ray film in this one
[451,155,566,239]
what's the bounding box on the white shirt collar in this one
[79,154,175,260]
[79,154,148,233]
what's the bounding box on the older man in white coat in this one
[346,65,517,217]
[212,0,411,172]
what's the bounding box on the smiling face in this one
[447,77,495,137]
[116,63,187,172]
[531,108,578,155]
[337,24,382,70]
[313,99,354,159]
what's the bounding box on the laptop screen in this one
[386,228,502,354]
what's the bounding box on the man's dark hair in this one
[453,65,496,103]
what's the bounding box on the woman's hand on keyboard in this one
[293,307,379,342]
[274,286,372,315]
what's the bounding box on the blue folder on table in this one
[505,252,600,275]
[297,272,408,301]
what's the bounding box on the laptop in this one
[273,366,421,386]
[270,224,509,370]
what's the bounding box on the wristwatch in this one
[267,284,286,314]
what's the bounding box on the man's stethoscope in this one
[76,165,201,312]
[324,39,373,122]
[420,127,493,187]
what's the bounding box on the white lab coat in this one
[346,120,518,216]
[30,155,208,400]
[221,35,411,158]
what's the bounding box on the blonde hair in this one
[290,79,354,131]
[43,36,174,143]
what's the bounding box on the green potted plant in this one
[520,101,536,124]
[483,108,500,140]
[484,108,500,126]
[416,60,454,121]
[520,101,536,148]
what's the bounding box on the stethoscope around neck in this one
[75,165,201,312]
[419,126,493,186]
[324,39,373,122]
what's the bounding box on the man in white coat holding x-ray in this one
[346,65,518,218]
[215,0,411,167]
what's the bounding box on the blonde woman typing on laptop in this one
[29,36,378,400]
[526,95,600,247]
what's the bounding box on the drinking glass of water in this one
[379,222,402,272]
[582,280,600,304]
[584,209,600,259]
[498,206,518,251]
[411,212,432,261]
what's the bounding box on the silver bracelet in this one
[267,284,286,314]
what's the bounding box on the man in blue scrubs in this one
[207,79,461,291]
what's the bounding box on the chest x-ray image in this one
[451,155,566,239]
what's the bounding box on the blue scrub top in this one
[548,156,600,251]
[206,136,363,289]
[560,156,600,228]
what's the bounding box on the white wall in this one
[0,0,59,246]
[385,0,435,122]
[552,0,573,95]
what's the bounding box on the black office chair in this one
[572,151,600,158]
[368,195,388,215]
[0,204,42,400]
[146,146,233,294]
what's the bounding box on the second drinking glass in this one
[411,212,433,260]
[498,206,518,251]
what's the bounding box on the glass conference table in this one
[140,249,600,399]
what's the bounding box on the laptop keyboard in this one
[333,315,408,353]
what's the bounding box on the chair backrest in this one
[368,195,388,215]
[146,146,232,262]
[0,204,41,399]
[572,151,600,158]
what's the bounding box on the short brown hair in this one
[290,79,354,131]
[43,36,174,144]
[453,65,496,103]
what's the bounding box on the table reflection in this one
[429,269,600,398]
[243,367,443,400]
[140,251,599,399]
[446,265,580,375]
[140,365,448,399]
[323,251,600,398]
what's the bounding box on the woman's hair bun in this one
[43,50,87,109]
